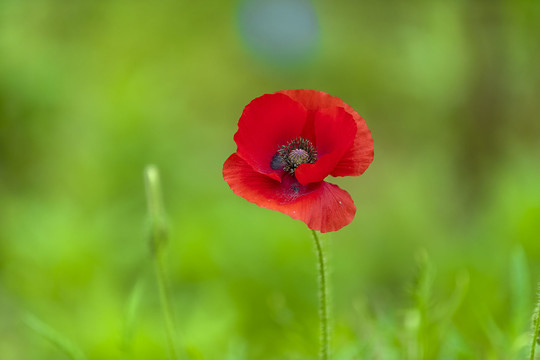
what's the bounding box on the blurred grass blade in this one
[434,270,469,320]
[510,246,531,334]
[24,313,86,360]
[121,279,145,353]
[509,246,532,356]
[409,250,434,360]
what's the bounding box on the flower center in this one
[276,137,317,174]
[288,149,310,164]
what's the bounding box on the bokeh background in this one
[1,0,539,359]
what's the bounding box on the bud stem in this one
[144,165,180,360]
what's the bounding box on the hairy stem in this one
[530,284,540,360]
[312,230,330,360]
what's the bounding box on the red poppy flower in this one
[223,89,374,233]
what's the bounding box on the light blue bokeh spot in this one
[238,0,320,64]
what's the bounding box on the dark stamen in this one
[275,137,317,174]
[270,153,285,170]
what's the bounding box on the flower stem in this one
[144,165,179,360]
[530,284,540,360]
[312,230,330,360]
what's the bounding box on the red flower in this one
[223,89,374,233]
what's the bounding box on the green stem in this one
[312,230,330,360]
[530,285,540,360]
[144,165,179,360]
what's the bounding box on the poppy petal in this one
[234,93,308,181]
[279,89,374,177]
[295,107,357,185]
[331,121,374,177]
[223,153,356,233]
[279,89,344,111]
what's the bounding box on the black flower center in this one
[271,137,317,174]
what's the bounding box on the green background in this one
[1,0,539,359]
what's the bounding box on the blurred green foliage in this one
[1,0,539,359]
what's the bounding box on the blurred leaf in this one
[24,313,86,360]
